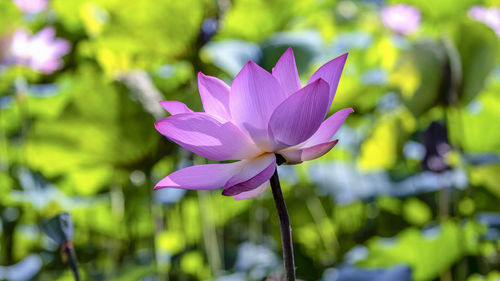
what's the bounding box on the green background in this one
[1,0,500,280]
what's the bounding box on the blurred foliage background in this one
[1,0,500,280]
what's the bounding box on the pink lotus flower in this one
[468,5,500,36]
[3,27,70,74]
[381,4,421,35]
[154,48,353,200]
[13,0,48,14]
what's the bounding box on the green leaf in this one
[390,40,447,116]
[24,69,158,195]
[358,222,484,281]
[218,0,299,42]
[470,164,500,199]
[402,198,431,226]
[359,107,416,170]
[448,81,500,154]
[454,20,499,104]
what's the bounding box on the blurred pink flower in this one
[381,4,421,35]
[12,0,47,14]
[154,48,353,200]
[468,6,500,36]
[3,27,70,74]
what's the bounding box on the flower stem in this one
[270,167,296,281]
[62,242,80,281]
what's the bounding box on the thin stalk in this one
[197,190,222,277]
[270,166,296,281]
[62,243,80,281]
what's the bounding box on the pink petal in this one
[301,140,338,161]
[301,108,354,147]
[34,27,55,41]
[198,73,231,120]
[279,149,303,165]
[233,181,270,200]
[51,39,71,56]
[268,79,330,150]
[223,154,276,196]
[272,48,301,96]
[154,161,242,190]
[224,153,275,187]
[159,101,194,115]
[14,0,47,14]
[281,140,338,164]
[230,61,287,148]
[155,113,261,161]
[308,53,348,107]
[35,60,61,74]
